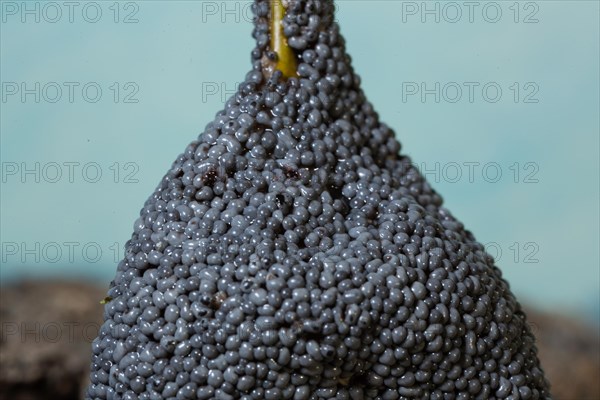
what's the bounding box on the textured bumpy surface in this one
[87,1,550,399]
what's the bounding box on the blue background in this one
[1,0,598,324]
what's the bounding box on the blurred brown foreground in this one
[1,281,598,400]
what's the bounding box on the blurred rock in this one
[0,280,597,399]
[527,309,600,399]
[0,281,105,400]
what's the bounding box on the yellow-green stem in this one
[270,0,298,79]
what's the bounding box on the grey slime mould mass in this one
[87,1,551,399]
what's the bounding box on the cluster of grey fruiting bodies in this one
[87,1,550,399]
